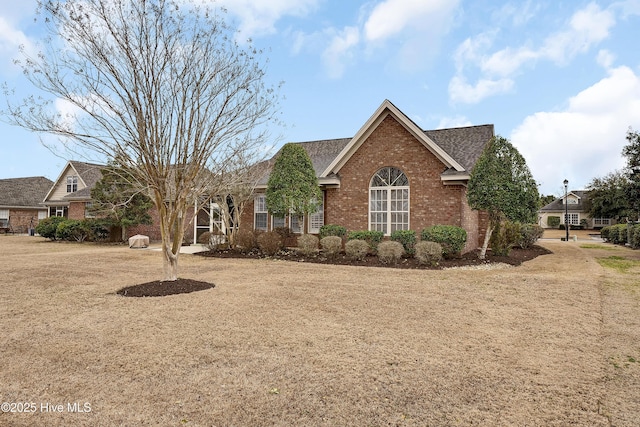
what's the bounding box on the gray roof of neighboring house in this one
[62,161,105,201]
[539,190,589,212]
[0,176,54,208]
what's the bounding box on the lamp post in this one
[563,179,569,242]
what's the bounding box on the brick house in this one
[240,100,493,253]
[0,176,53,233]
[42,160,194,242]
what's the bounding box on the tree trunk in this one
[479,223,494,260]
[162,243,179,281]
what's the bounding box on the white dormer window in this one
[66,176,78,193]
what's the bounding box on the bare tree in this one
[3,0,281,281]
[209,151,270,249]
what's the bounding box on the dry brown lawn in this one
[1,235,638,426]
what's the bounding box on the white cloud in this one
[596,49,616,69]
[448,75,514,104]
[322,26,360,79]
[450,2,616,104]
[0,16,36,71]
[363,0,459,42]
[511,66,640,194]
[214,0,319,38]
[436,115,473,129]
[539,2,614,65]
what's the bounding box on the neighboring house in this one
[538,190,615,229]
[240,99,494,253]
[42,161,105,220]
[42,160,195,242]
[0,176,53,233]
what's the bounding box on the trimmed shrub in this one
[345,239,369,261]
[198,231,227,251]
[547,216,561,228]
[319,224,347,239]
[609,224,628,245]
[297,234,319,256]
[35,216,66,240]
[600,225,611,241]
[347,230,384,253]
[377,241,405,264]
[421,225,467,258]
[84,218,112,241]
[518,223,544,249]
[257,231,283,256]
[236,228,259,253]
[628,224,640,249]
[56,219,91,242]
[320,236,342,257]
[490,220,521,256]
[415,241,443,266]
[390,229,416,255]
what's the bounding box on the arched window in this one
[369,167,409,235]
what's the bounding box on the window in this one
[308,194,324,234]
[272,215,285,229]
[66,175,78,193]
[50,206,68,218]
[0,209,8,228]
[85,202,95,218]
[254,195,267,231]
[593,218,611,226]
[290,215,302,234]
[38,211,47,220]
[564,213,579,225]
[369,167,409,235]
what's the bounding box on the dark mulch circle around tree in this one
[117,278,215,297]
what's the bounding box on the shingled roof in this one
[425,125,494,172]
[539,190,589,212]
[0,177,54,208]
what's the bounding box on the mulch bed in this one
[118,246,551,297]
[196,245,552,270]
[117,279,215,298]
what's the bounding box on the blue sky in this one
[1,0,639,195]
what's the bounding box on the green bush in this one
[319,224,347,239]
[415,241,443,266]
[490,220,521,256]
[297,234,319,256]
[320,236,342,257]
[56,219,91,242]
[609,224,628,245]
[390,229,416,256]
[377,241,404,264]
[84,218,113,241]
[600,226,611,241]
[518,223,544,249]
[345,239,369,261]
[257,231,283,256]
[35,216,66,240]
[547,216,561,228]
[421,225,467,258]
[628,224,640,249]
[347,230,384,253]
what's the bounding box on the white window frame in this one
[369,167,409,235]
[254,195,268,231]
[66,175,78,193]
[593,218,611,226]
[308,194,324,234]
[0,209,8,228]
[38,211,47,220]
